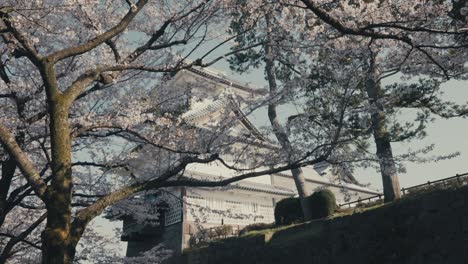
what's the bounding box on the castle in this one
[121,67,379,257]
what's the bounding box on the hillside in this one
[172,185,468,264]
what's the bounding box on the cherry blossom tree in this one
[0,1,331,262]
[1,0,467,263]
[0,1,270,262]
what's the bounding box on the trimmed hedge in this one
[239,222,275,236]
[307,189,337,219]
[274,197,303,225]
[274,190,337,225]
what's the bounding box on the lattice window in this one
[165,199,182,226]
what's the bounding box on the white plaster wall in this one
[185,188,279,226]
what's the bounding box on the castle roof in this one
[187,67,267,96]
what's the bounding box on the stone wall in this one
[127,222,183,257]
[174,185,468,264]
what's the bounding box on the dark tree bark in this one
[0,157,16,227]
[0,132,24,227]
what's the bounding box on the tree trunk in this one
[41,95,74,264]
[264,16,312,220]
[291,168,313,219]
[373,130,401,202]
[365,65,401,203]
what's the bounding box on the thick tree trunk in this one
[42,105,74,263]
[264,19,312,219]
[41,78,74,263]
[365,67,401,202]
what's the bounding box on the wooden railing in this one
[339,172,468,208]
[339,193,383,208]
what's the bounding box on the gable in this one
[166,68,268,141]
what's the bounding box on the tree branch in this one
[0,213,45,263]
[45,0,148,63]
[0,9,41,65]
[0,125,47,199]
[298,0,462,78]
[68,153,219,248]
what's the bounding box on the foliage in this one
[229,0,468,204]
[306,189,337,219]
[274,197,303,226]
[189,225,235,247]
[239,222,275,236]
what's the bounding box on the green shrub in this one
[307,189,337,219]
[239,222,275,236]
[274,197,304,225]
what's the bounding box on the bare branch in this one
[104,39,121,62]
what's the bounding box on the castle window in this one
[164,200,182,226]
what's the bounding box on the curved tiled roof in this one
[228,100,267,141]
[231,180,295,196]
[181,94,268,142]
[171,67,268,141]
[187,68,267,96]
[182,97,230,122]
